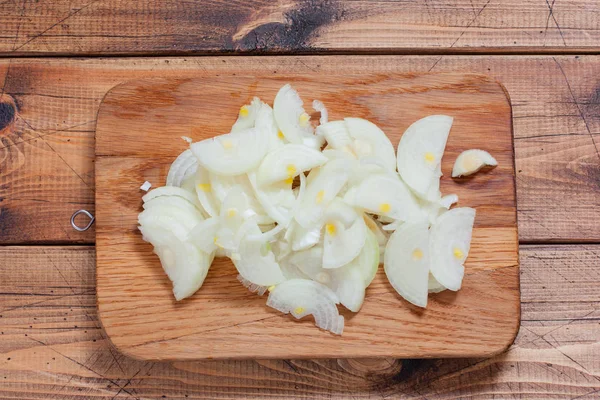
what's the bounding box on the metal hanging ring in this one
[70,209,95,232]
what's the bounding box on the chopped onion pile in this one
[138,84,497,335]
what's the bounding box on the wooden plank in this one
[0,0,599,55]
[0,56,599,244]
[1,245,598,398]
[94,74,519,360]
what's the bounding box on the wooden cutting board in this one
[95,73,520,361]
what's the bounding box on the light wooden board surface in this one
[0,245,597,399]
[95,73,519,360]
[1,56,599,245]
[0,0,599,55]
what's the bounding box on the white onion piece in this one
[247,223,285,243]
[231,97,262,133]
[430,207,475,291]
[139,213,193,242]
[452,149,498,177]
[273,84,314,144]
[266,279,344,335]
[248,172,296,226]
[157,242,211,301]
[363,214,388,260]
[323,211,366,269]
[289,246,324,278]
[140,181,152,191]
[425,162,443,201]
[397,115,453,199]
[348,174,423,223]
[384,221,430,307]
[255,102,284,151]
[209,173,248,203]
[279,258,311,280]
[340,229,379,288]
[322,198,359,228]
[187,217,220,254]
[377,215,395,224]
[440,194,458,209]
[428,274,446,293]
[139,227,211,301]
[194,165,220,217]
[272,237,292,262]
[317,121,352,150]
[348,161,388,188]
[180,173,197,196]
[143,186,200,209]
[143,195,200,218]
[191,127,267,176]
[293,241,375,312]
[345,118,396,172]
[256,144,327,187]
[220,186,254,226]
[381,220,402,232]
[295,158,352,228]
[313,99,328,125]
[417,193,458,225]
[234,223,286,286]
[166,149,198,188]
[139,203,203,241]
[287,220,321,251]
[209,173,272,224]
[139,221,178,247]
[302,134,326,150]
[333,267,365,312]
[210,187,256,252]
[237,274,268,296]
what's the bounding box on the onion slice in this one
[233,222,286,286]
[317,121,353,150]
[167,149,198,187]
[143,186,200,208]
[231,97,263,133]
[312,100,328,125]
[345,117,396,172]
[237,274,269,296]
[273,84,314,144]
[266,279,344,335]
[452,149,498,177]
[191,127,267,176]
[428,274,446,293]
[347,174,423,223]
[255,102,285,151]
[323,206,367,269]
[295,158,353,228]
[256,144,327,187]
[139,227,211,301]
[397,115,453,199]
[384,221,430,307]
[187,217,220,254]
[430,207,475,291]
[194,165,220,217]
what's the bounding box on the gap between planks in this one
[1,48,600,59]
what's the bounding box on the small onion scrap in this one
[138,84,495,335]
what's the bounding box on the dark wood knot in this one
[0,94,17,135]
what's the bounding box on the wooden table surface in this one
[0,1,599,399]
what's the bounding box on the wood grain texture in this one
[94,74,519,360]
[1,245,597,399]
[0,0,599,55]
[0,56,599,244]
